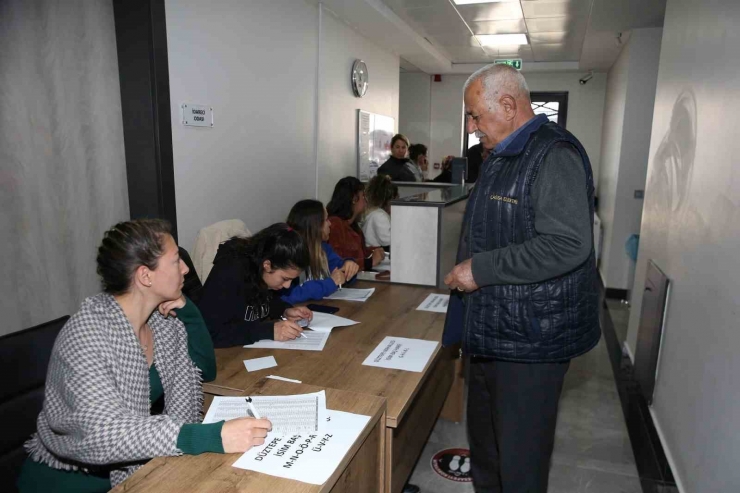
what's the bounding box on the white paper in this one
[203,392,327,435]
[362,336,439,372]
[324,287,375,302]
[232,409,371,485]
[416,293,450,313]
[244,356,278,372]
[245,330,330,351]
[305,312,359,333]
[267,375,302,383]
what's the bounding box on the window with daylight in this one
[464,92,569,153]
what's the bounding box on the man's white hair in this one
[463,64,530,110]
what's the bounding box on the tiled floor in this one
[408,305,642,492]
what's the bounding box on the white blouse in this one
[362,208,391,247]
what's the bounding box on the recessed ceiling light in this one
[454,0,514,4]
[476,34,529,46]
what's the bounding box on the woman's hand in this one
[158,296,186,318]
[341,260,359,280]
[274,320,304,341]
[371,248,385,267]
[330,268,347,287]
[284,306,313,322]
[221,417,273,453]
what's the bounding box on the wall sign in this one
[494,59,522,70]
[357,110,394,181]
[181,103,213,127]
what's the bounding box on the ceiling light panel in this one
[457,2,524,22]
[476,33,529,46]
[467,19,527,35]
[521,0,593,18]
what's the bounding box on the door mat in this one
[431,447,472,482]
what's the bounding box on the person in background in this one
[432,155,455,183]
[281,199,360,304]
[407,143,428,182]
[17,219,271,493]
[377,134,417,182]
[197,223,313,348]
[443,63,599,493]
[362,174,398,250]
[327,177,385,270]
[466,142,486,183]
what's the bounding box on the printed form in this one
[324,287,375,302]
[362,336,439,372]
[203,391,327,435]
[245,330,330,351]
[416,293,450,313]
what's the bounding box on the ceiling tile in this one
[525,15,587,33]
[429,31,482,47]
[467,19,527,35]
[446,46,489,63]
[521,0,593,18]
[384,0,446,9]
[531,42,582,61]
[456,2,523,22]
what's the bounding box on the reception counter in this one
[390,185,470,288]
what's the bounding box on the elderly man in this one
[443,64,600,492]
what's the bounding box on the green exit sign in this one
[494,59,522,70]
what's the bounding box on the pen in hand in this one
[245,396,261,419]
[280,316,308,338]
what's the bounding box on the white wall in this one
[399,70,607,185]
[399,72,431,150]
[598,28,663,290]
[317,8,399,204]
[626,0,740,490]
[166,1,400,249]
[166,0,318,252]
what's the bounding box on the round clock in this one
[351,59,369,98]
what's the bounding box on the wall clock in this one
[351,59,368,98]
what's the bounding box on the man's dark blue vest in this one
[443,119,600,363]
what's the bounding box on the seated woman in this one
[407,143,428,182]
[432,155,455,183]
[197,223,313,348]
[377,134,417,182]
[18,219,271,493]
[281,200,360,304]
[362,174,398,250]
[327,177,385,271]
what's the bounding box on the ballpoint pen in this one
[280,316,308,338]
[245,396,261,419]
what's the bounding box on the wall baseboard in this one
[649,406,686,493]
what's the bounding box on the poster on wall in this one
[357,110,395,181]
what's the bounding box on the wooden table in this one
[204,282,455,493]
[112,379,386,492]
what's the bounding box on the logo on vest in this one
[489,194,518,205]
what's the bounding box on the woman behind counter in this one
[281,199,360,304]
[197,223,313,348]
[326,177,385,271]
[18,219,271,493]
[377,134,417,182]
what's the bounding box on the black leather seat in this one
[0,316,69,492]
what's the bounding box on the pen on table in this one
[245,396,261,419]
[280,316,308,338]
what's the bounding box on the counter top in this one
[390,184,471,207]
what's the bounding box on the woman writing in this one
[281,199,360,304]
[18,219,271,492]
[197,223,313,348]
[362,174,398,249]
[327,177,385,270]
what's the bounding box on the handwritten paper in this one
[244,356,278,372]
[362,336,439,372]
[232,409,371,485]
[305,312,359,333]
[203,392,327,435]
[324,287,375,302]
[245,330,330,351]
[416,293,450,313]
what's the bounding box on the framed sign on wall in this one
[357,110,395,181]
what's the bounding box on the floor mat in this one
[431,447,472,482]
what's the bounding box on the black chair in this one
[179,247,203,304]
[0,316,69,492]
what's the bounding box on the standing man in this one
[443,64,600,492]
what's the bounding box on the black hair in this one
[96,219,172,295]
[216,223,309,306]
[408,143,428,162]
[366,174,398,210]
[287,200,329,279]
[326,176,364,222]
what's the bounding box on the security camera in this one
[579,71,594,85]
